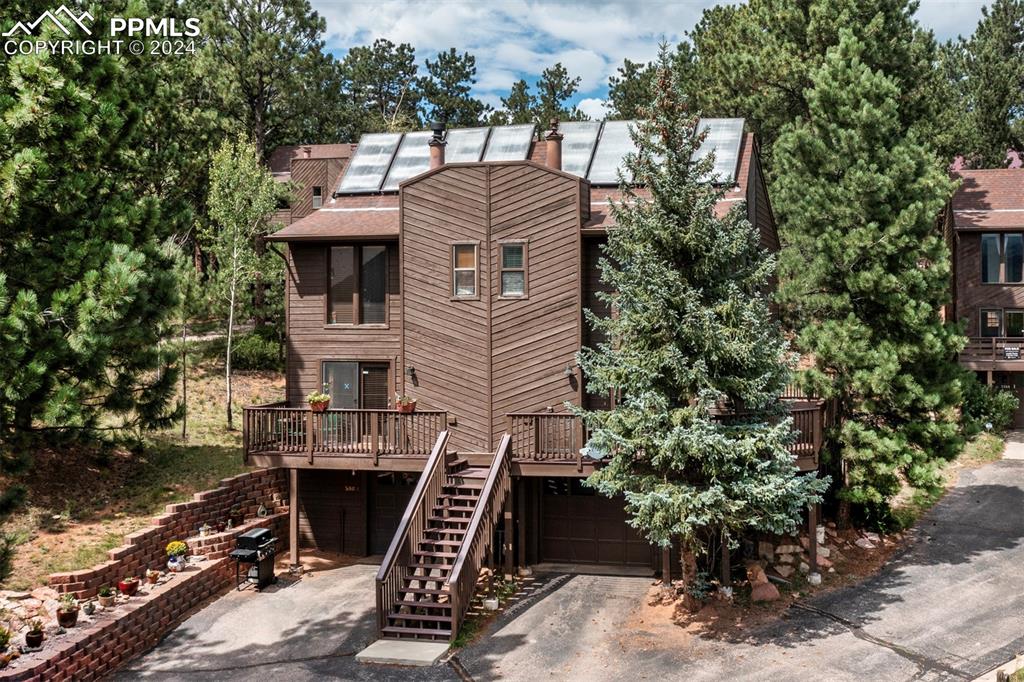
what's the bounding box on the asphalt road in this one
[122,447,1024,681]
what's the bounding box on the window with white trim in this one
[452,243,477,298]
[500,243,527,297]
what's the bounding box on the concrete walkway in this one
[455,444,1024,681]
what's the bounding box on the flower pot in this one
[396,401,416,414]
[98,594,115,608]
[146,572,160,585]
[167,556,185,572]
[215,520,226,533]
[82,601,96,616]
[118,579,139,597]
[56,609,79,628]
[25,631,43,648]
[229,512,244,527]
[309,401,329,413]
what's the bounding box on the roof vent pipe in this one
[545,118,563,171]
[429,121,447,169]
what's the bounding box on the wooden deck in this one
[244,400,826,474]
[959,337,1024,370]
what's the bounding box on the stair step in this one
[381,625,451,639]
[409,562,454,571]
[397,586,446,595]
[427,516,470,525]
[447,457,468,469]
[420,539,463,547]
[445,479,484,489]
[443,494,481,502]
[393,599,452,610]
[388,612,452,623]
[414,550,458,559]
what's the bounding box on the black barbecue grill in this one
[229,527,277,591]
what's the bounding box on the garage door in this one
[369,473,417,555]
[540,478,651,566]
[298,470,366,555]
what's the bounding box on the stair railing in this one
[444,434,512,641]
[375,430,450,636]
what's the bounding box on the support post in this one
[306,410,314,464]
[289,468,299,570]
[808,503,818,572]
[661,546,671,586]
[517,479,527,570]
[720,531,731,587]
[503,496,514,579]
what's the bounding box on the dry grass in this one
[0,362,284,590]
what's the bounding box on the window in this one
[982,234,1001,283]
[328,245,387,325]
[500,243,527,297]
[312,186,323,209]
[452,244,477,298]
[1008,310,1024,337]
[322,361,389,409]
[981,309,1002,337]
[1006,235,1024,282]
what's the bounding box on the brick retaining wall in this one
[1,512,288,681]
[49,469,287,598]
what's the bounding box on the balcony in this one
[242,403,448,470]
[960,337,1024,369]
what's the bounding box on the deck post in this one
[371,414,380,465]
[661,546,671,586]
[808,503,818,573]
[289,468,299,570]
[503,495,514,579]
[305,411,314,464]
[517,479,527,570]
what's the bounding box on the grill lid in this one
[236,527,274,550]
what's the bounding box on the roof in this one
[267,144,355,179]
[951,168,1024,230]
[950,150,1022,172]
[584,133,754,229]
[267,193,399,241]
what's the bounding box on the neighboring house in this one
[948,167,1024,426]
[245,120,826,641]
[267,143,355,225]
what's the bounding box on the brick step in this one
[393,599,452,610]
[381,625,451,640]
[388,612,452,623]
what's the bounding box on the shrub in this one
[231,332,282,371]
[962,375,1018,437]
[0,534,15,583]
[0,626,10,650]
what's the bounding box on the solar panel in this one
[380,131,432,191]
[558,121,602,177]
[445,127,490,163]
[587,120,638,185]
[693,118,744,184]
[483,124,535,161]
[336,132,402,193]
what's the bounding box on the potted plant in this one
[228,504,244,527]
[117,576,140,597]
[307,385,330,412]
[146,569,161,585]
[56,594,79,628]
[97,586,116,608]
[82,600,96,616]
[395,394,417,414]
[24,621,43,649]
[166,540,188,572]
[215,519,227,533]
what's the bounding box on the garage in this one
[539,478,652,567]
[297,470,367,555]
[368,472,417,555]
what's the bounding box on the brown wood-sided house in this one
[946,167,1024,426]
[249,120,826,641]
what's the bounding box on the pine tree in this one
[339,38,421,133]
[774,31,964,516]
[607,44,695,120]
[498,79,536,125]
[533,63,586,124]
[418,48,490,126]
[205,135,279,430]
[0,4,181,486]
[578,47,826,589]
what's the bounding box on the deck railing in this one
[375,431,450,636]
[445,434,512,641]
[962,337,1024,363]
[242,405,447,462]
[508,402,825,469]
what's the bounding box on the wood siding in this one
[285,243,401,405]
[401,163,584,452]
[955,232,1024,335]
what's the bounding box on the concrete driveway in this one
[456,451,1024,681]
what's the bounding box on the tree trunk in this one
[226,281,236,431]
[254,236,266,328]
[181,323,188,442]
[679,544,701,612]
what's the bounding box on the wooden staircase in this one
[375,432,512,642]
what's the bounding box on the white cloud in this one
[311,0,985,109]
[576,97,609,120]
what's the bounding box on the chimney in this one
[545,118,563,171]
[429,121,447,169]
[302,146,311,159]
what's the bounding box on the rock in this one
[817,546,831,558]
[863,532,881,543]
[30,587,58,601]
[855,538,876,550]
[825,527,837,537]
[807,572,822,586]
[828,567,835,573]
[776,553,794,565]
[758,541,774,561]
[816,526,826,545]
[816,555,833,569]
[776,544,801,555]
[798,561,810,574]
[1,591,30,601]
[751,581,780,602]
[746,562,769,585]
[799,536,810,550]
[775,564,795,578]
[826,521,836,529]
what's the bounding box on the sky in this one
[311,0,991,120]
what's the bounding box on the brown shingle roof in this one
[951,169,1024,230]
[267,193,399,241]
